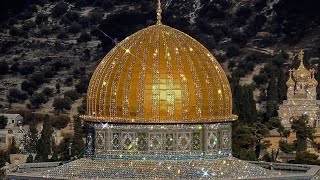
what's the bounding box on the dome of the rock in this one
[84,24,237,123]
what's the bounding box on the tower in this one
[278,50,319,128]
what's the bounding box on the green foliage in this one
[21,80,38,95]
[57,31,69,39]
[72,117,85,158]
[69,22,82,34]
[35,13,48,25]
[10,138,19,154]
[266,117,282,130]
[295,151,320,165]
[42,87,54,97]
[26,154,34,163]
[88,10,103,25]
[232,85,257,123]
[279,140,294,154]
[291,115,315,152]
[0,150,9,167]
[64,90,79,101]
[58,135,73,161]
[29,72,47,86]
[0,61,9,75]
[0,115,8,129]
[52,2,68,17]
[30,92,48,108]
[51,115,70,130]
[265,72,278,121]
[7,88,28,103]
[27,122,38,153]
[19,64,35,76]
[37,115,53,161]
[76,77,90,94]
[225,44,240,58]
[277,69,287,103]
[77,31,92,43]
[53,97,72,113]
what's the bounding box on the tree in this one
[52,115,70,130]
[42,87,54,97]
[10,138,19,154]
[53,97,72,113]
[7,88,28,103]
[76,77,89,94]
[51,2,68,17]
[277,69,287,103]
[30,93,47,108]
[19,64,35,76]
[0,115,8,129]
[225,44,240,58]
[279,140,294,154]
[265,72,278,121]
[77,31,91,43]
[26,154,33,163]
[0,61,9,75]
[64,90,79,101]
[37,115,53,161]
[73,117,85,158]
[27,122,38,153]
[21,80,38,95]
[295,151,320,165]
[291,115,314,152]
[69,22,82,34]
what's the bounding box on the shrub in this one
[35,13,48,25]
[0,61,9,75]
[51,115,70,130]
[64,90,79,101]
[52,2,68,17]
[76,77,89,94]
[69,22,82,34]
[77,31,91,43]
[226,44,240,58]
[61,11,80,24]
[7,88,28,103]
[30,93,48,108]
[57,31,69,39]
[22,20,36,31]
[29,72,47,85]
[53,97,72,112]
[21,80,38,95]
[42,87,54,97]
[88,11,103,25]
[19,64,35,75]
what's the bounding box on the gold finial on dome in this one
[156,0,162,25]
[293,50,311,82]
[298,50,304,64]
[287,69,295,87]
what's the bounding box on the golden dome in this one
[83,20,236,123]
[307,69,318,87]
[286,70,295,87]
[293,51,311,82]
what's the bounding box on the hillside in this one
[0,0,320,120]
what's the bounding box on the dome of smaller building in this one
[293,51,311,82]
[286,69,295,87]
[307,69,318,87]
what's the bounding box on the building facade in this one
[278,51,319,128]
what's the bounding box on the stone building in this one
[278,51,319,128]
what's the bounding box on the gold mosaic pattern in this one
[84,24,237,123]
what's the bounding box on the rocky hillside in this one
[0,0,319,120]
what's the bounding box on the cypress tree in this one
[38,115,53,161]
[73,117,85,158]
[277,69,287,103]
[28,122,38,153]
[266,72,278,121]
